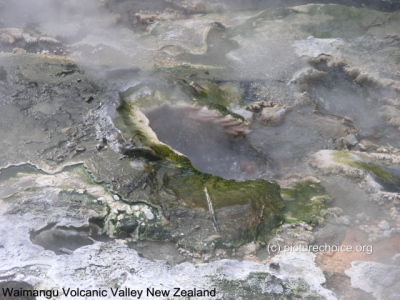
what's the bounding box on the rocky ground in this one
[0,1,400,299]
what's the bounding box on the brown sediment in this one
[222,124,250,136]
[316,227,400,273]
[185,105,250,136]
[325,273,375,300]
[316,227,400,298]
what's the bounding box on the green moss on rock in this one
[166,172,283,211]
[160,65,199,77]
[138,222,169,240]
[282,180,332,225]
[105,204,168,240]
[164,171,285,245]
[356,161,400,186]
[117,99,194,168]
[332,150,400,188]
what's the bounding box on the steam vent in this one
[1,0,400,299]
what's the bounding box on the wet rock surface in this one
[0,1,400,299]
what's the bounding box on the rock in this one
[378,220,390,231]
[12,47,26,54]
[119,218,138,233]
[290,68,328,85]
[0,235,336,300]
[314,223,346,246]
[346,261,400,300]
[141,206,154,221]
[0,28,23,44]
[95,143,104,151]
[359,139,377,151]
[281,179,332,225]
[377,147,389,153]
[66,141,77,148]
[383,229,392,238]
[247,101,289,126]
[75,145,86,152]
[344,134,358,147]
[392,254,400,265]
[164,173,284,250]
[260,106,287,126]
[356,212,368,222]
[269,223,316,252]
[310,150,400,192]
[326,207,343,216]
[237,242,257,256]
[337,215,351,226]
